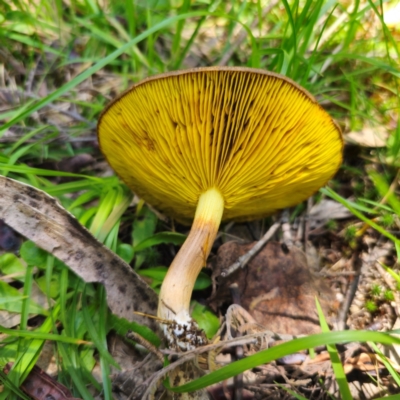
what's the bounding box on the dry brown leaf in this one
[0,176,159,331]
[345,126,389,147]
[3,362,81,400]
[211,241,337,335]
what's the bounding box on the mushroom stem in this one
[158,187,224,326]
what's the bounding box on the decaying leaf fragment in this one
[211,241,338,335]
[3,362,82,400]
[0,176,159,331]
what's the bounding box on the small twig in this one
[281,209,293,249]
[229,283,241,306]
[160,334,261,357]
[221,221,281,277]
[141,352,197,399]
[125,353,158,400]
[316,271,359,277]
[126,331,165,364]
[133,310,172,325]
[141,332,270,399]
[337,250,362,331]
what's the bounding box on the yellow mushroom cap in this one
[98,67,343,223]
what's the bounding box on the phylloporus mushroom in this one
[98,67,343,348]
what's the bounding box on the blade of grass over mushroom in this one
[139,267,211,291]
[167,331,400,393]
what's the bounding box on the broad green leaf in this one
[0,254,26,282]
[134,232,187,252]
[116,243,135,264]
[0,281,47,315]
[36,275,60,299]
[132,207,158,248]
[20,241,47,268]
[132,206,158,269]
[191,302,219,340]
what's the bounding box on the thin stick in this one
[126,331,165,364]
[221,222,281,277]
[141,329,301,399]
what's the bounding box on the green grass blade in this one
[368,342,400,387]
[57,342,95,400]
[99,287,112,400]
[1,10,260,136]
[81,288,119,369]
[321,187,400,247]
[0,325,91,345]
[316,298,352,400]
[168,331,400,393]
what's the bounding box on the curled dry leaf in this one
[309,199,352,228]
[211,241,338,335]
[0,176,159,331]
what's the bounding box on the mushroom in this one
[97,67,342,348]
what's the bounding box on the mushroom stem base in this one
[158,187,224,348]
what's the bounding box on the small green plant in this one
[365,300,378,313]
[325,219,338,231]
[371,284,382,297]
[381,213,396,228]
[344,225,358,248]
[384,290,395,302]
